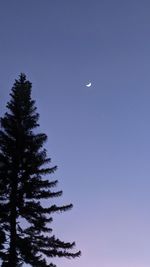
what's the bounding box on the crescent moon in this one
[86,82,92,87]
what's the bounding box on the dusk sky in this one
[1,1,150,266]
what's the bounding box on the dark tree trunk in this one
[8,178,17,266]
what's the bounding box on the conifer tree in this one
[0,74,81,267]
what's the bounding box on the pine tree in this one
[0,74,81,267]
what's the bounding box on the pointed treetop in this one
[11,73,32,97]
[19,73,26,83]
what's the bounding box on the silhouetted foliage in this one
[0,74,81,266]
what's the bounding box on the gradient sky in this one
[1,1,150,267]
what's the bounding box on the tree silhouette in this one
[0,74,81,267]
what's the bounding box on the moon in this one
[86,82,92,87]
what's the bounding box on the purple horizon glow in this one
[1,1,150,266]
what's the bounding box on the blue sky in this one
[1,1,150,266]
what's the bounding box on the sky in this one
[1,0,150,266]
